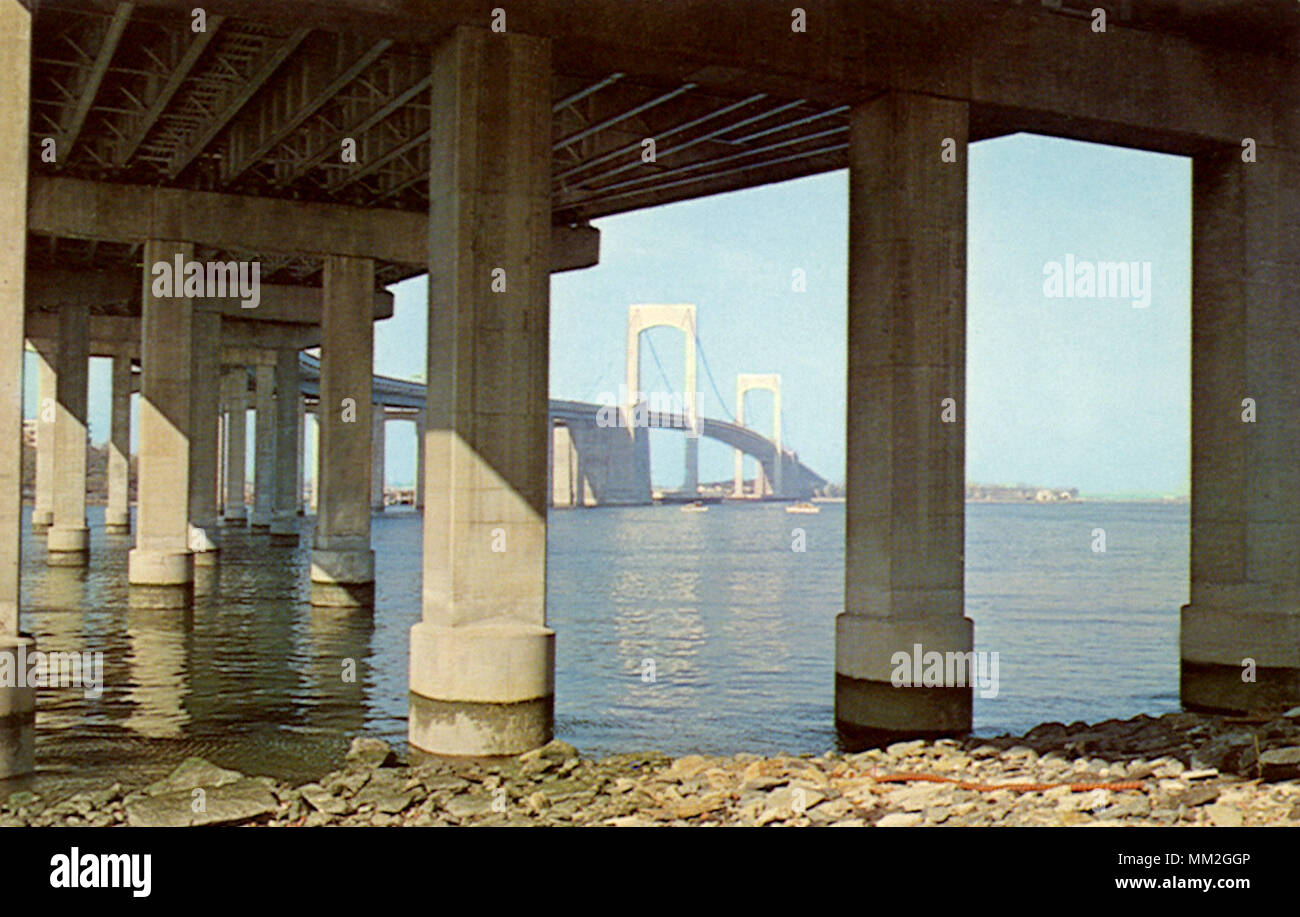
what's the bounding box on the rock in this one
[5,791,40,811]
[1204,803,1243,827]
[666,755,710,781]
[875,812,923,827]
[300,783,351,816]
[126,778,278,827]
[444,793,494,820]
[1258,747,1300,781]
[885,740,926,758]
[1283,706,1300,719]
[345,737,397,769]
[1172,785,1220,808]
[144,757,246,796]
[1181,768,1218,781]
[519,739,579,763]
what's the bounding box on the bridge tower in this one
[733,374,781,498]
[625,304,699,496]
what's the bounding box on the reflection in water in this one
[10,500,1188,797]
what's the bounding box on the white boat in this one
[680,501,709,513]
[785,502,820,514]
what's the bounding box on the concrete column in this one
[552,424,576,508]
[31,342,54,532]
[187,310,221,564]
[410,26,554,757]
[222,368,247,523]
[47,302,90,565]
[270,348,300,543]
[1,0,35,778]
[1182,146,1300,713]
[414,408,425,510]
[128,239,195,602]
[105,352,132,533]
[296,396,306,515]
[370,405,385,512]
[835,92,971,745]
[310,256,375,607]
[251,363,275,530]
[308,409,318,514]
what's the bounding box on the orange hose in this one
[862,771,1144,793]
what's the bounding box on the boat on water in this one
[680,500,709,513]
[786,501,820,514]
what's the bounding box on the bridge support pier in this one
[47,302,90,566]
[410,26,554,757]
[187,310,221,566]
[105,352,132,533]
[271,348,300,543]
[310,255,375,608]
[127,239,194,607]
[222,369,247,523]
[31,341,54,533]
[415,408,425,510]
[1181,146,1300,712]
[251,363,275,531]
[0,0,34,778]
[370,405,385,512]
[836,92,972,746]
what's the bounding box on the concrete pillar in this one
[308,409,318,514]
[410,26,554,757]
[186,310,221,564]
[835,92,971,745]
[310,256,375,607]
[47,302,90,565]
[1,0,35,778]
[414,408,425,510]
[297,396,306,515]
[251,363,275,530]
[222,368,247,523]
[1182,146,1300,713]
[551,424,577,507]
[128,239,195,603]
[105,352,132,533]
[31,342,54,532]
[270,348,300,543]
[371,405,385,512]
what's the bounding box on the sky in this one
[27,132,1192,497]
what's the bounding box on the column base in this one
[269,514,299,545]
[222,507,247,525]
[408,619,555,756]
[104,511,131,535]
[0,635,36,778]
[30,510,53,534]
[310,549,375,607]
[1181,603,1300,713]
[128,548,194,586]
[834,612,974,746]
[46,525,89,566]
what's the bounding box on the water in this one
[9,500,1187,795]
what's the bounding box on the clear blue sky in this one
[29,133,1191,496]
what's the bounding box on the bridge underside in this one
[4,0,1300,775]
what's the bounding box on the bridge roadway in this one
[294,355,828,504]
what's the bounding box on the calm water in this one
[9,501,1187,795]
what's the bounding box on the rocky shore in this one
[4,709,1300,827]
